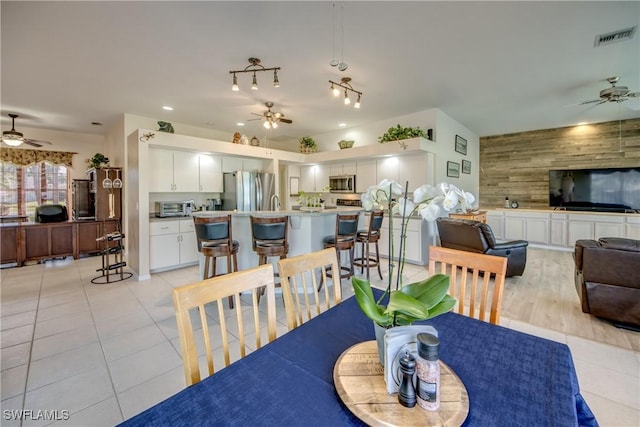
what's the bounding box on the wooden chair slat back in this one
[428,246,507,325]
[278,248,342,330]
[172,264,277,386]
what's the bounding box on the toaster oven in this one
[155,201,192,218]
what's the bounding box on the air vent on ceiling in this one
[594,26,636,47]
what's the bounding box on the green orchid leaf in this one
[352,277,391,325]
[401,274,450,310]
[386,291,430,319]
[425,294,457,319]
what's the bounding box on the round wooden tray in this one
[334,341,469,427]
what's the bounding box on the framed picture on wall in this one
[462,160,471,174]
[455,135,467,155]
[447,161,460,178]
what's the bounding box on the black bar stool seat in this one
[322,213,360,286]
[251,216,289,303]
[353,210,384,280]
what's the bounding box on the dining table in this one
[119,293,597,426]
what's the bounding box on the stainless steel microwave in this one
[155,201,192,218]
[329,175,356,193]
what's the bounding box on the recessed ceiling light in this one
[162,106,174,111]
[338,123,347,127]
[236,122,245,126]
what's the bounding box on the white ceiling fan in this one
[248,102,293,129]
[2,114,53,147]
[580,77,640,105]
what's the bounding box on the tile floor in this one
[1,248,639,426]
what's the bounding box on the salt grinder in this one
[398,351,417,408]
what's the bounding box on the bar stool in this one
[322,213,360,288]
[353,210,384,280]
[193,215,239,308]
[250,215,289,303]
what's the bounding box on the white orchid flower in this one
[413,184,440,204]
[361,192,376,210]
[419,202,441,221]
[441,189,460,211]
[393,198,415,217]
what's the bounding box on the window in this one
[0,161,69,220]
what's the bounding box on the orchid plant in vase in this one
[352,179,477,327]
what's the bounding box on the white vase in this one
[373,322,388,366]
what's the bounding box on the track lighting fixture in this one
[329,77,362,108]
[229,58,281,91]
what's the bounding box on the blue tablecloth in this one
[120,295,597,426]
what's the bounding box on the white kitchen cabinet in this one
[242,158,266,171]
[329,162,356,176]
[342,163,356,175]
[148,149,199,192]
[299,164,329,192]
[627,216,640,240]
[199,154,223,192]
[377,216,430,265]
[356,160,377,192]
[398,153,434,192]
[486,211,504,240]
[330,164,343,176]
[149,219,199,271]
[222,156,243,173]
[376,157,399,183]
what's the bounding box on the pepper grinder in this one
[398,351,417,408]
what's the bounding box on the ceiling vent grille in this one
[594,26,636,47]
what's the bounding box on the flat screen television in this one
[549,167,640,213]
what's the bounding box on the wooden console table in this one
[449,210,487,223]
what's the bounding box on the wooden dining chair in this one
[277,248,342,331]
[173,264,277,386]
[428,245,507,325]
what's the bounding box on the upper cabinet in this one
[149,148,222,193]
[356,160,377,192]
[299,164,329,192]
[199,154,223,192]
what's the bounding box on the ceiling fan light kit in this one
[2,114,52,147]
[580,76,639,105]
[229,58,281,91]
[329,77,362,108]
[251,102,292,129]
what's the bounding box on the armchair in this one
[574,238,640,328]
[435,217,528,277]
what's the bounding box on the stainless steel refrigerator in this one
[222,171,275,211]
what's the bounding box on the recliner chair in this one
[435,217,528,277]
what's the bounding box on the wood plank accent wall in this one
[479,118,640,209]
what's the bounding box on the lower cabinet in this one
[23,223,75,261]
[149,219,199,271]
[377,216,431,265]
[1,226,19,264]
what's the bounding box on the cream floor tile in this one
[1,363,27,401]
[117,365,184,420]
[37,290,87,310]
[101,324,168,362]
[1,342,30,371]
[1,324,34,349]
[503,318,568,344]
[48,397,123,427]
[26,343,105,391]
[93,310,155,341]
[30,325,99,361]
[33,311,94,340]
[1,310,36,331]
[567,334,640,377]
[23,365,114,426]
[574,357,640,410]
[1,299,39,317]
[583,391,640,427]
[107,341,182,393]
[35,299,91,322]
[0,394,24,427]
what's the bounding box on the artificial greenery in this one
[89,153,110,169]
[299,136,317,148]
[378,124,427,143]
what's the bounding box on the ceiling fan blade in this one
[627,92,640,98]
[25,138,52,146]
[250,112,264,117]
[247,118,263,121]
[279,118,293,124]
[579,99,603,105]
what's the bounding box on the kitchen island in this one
[151,207,364,275]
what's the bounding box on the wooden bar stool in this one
[193,215,239,308]
[353,210,384,280]
[250,216,289,303]
[321,213,360,289]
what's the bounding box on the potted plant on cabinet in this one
[299,136,318,153]
[378,125,427,143]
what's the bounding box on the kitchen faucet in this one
[270,194,280,211]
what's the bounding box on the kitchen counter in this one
[150,207,362,222]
